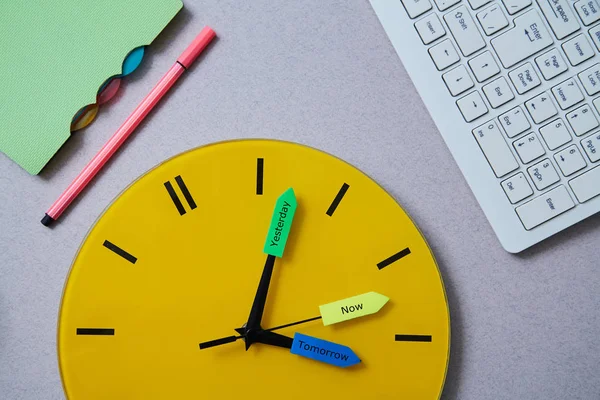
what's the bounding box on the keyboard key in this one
[578,63,600,95]
[468,51,501,82]
[434,0,461,11]
[574,0,600,26]
[443,65,475,95]
[501,172,534,203]
[469,0,492,9]
[509,63,541,94]
[415,14,446,44]
[528,158,561,189]
[491,10,553,68]
[472,120,519,176]
[540,118,572,149]
[581,131,600,161]
[525,92,557,123]
[499,106,531,137]
[569,165,600,202]
[589,24,600,49]
[516,185,575,229]
[593,96,600,114]
[402,0,433,18]
[483,77,515,108]
[429,39,460,69]
[566,104,598,135]
[551,78,585,110]
[536,0,580,39]
[513,132,546,163]
[535,49,568,80]
[503,0,532,15]
[477,4,509,36]
[554,145,587,176]
[562,34,595,66]
[458,91,489,121]
[444,6,487,56]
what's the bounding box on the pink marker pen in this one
[42,26,216,226]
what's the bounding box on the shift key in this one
[491,10,553,68]
[444,6,486,56]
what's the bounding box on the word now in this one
[319,291,389,326]
[290,333,361,367]
[341,303,364,314]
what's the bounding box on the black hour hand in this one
[252,330,293,349]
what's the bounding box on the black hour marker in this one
[256,158,264,195]
[395,334,432,342]
[102,240,137,264]
[326,183,349,216]
[164,175,196,215]
[377,247,411,270]
[77,328,115,336]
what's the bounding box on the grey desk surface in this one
[1,1,599,399]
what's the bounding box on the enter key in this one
[492,10,553,68]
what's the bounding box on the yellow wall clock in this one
[58,139,450,399]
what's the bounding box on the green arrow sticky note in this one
[319,292,389,326]
[263,188,297,257]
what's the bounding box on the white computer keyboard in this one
[370,0,600,252]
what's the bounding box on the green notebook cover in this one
[0,0,183,175]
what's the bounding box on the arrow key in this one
[551,78,584,110]
[566,104,598,136]
[443,65,474,96]
[468,51,500,82]
[554,145,587,176]
[457,91,489,122]
[513,132,546,163]
[429,39,460,70]
[525,92,557,123]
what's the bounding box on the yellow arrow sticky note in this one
[319,292,389,326]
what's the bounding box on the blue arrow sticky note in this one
[290,333,361,367]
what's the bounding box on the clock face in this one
[58,140,450,399]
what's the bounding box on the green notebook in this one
[0,0,183,175]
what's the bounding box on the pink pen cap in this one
[177,27,216,69]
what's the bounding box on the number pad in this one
[527,159,561,190]
[513,132,545,163]
[581,131,600,162]
[525,92,557,124]
[551,78,585,110]
[501,172,534,203]
[499,106,531,137]
[554,145,587,176]
[539,119,572,150]
[566,104,598,136]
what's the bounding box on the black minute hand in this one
[245,254,276,331]
[240,188,297,349]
